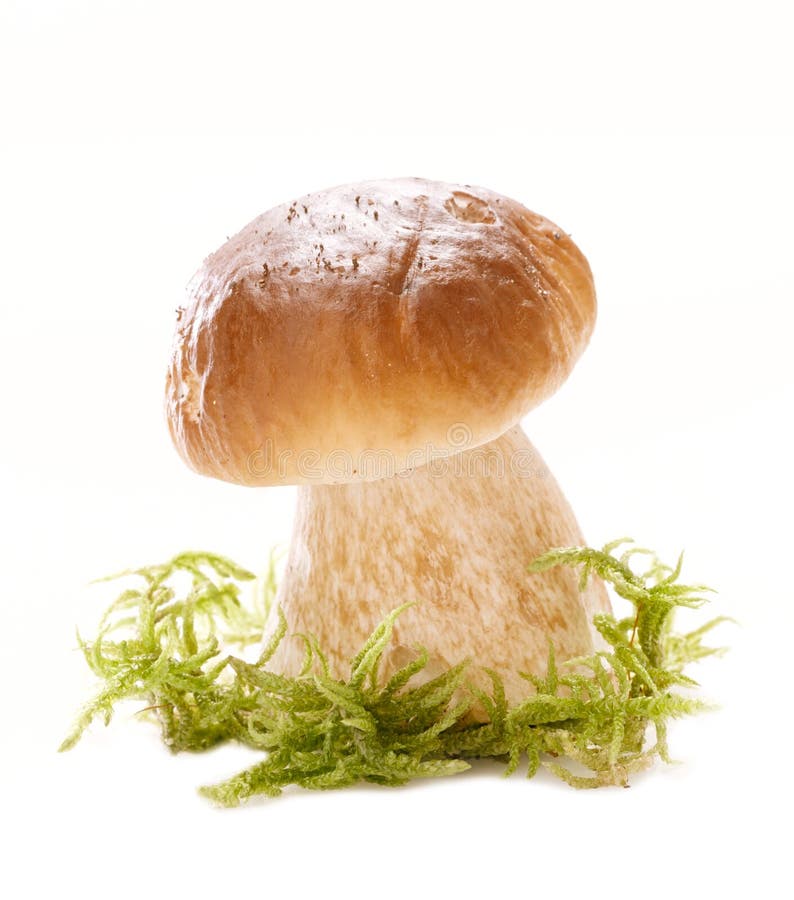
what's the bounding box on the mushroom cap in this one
[166,177,597,485]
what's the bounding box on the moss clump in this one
[60,540,726,806]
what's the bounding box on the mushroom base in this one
[261,425,610,705]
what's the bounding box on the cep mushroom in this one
[166,177,610,704]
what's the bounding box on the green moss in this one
[60,540,726,806]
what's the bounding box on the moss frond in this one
[61,540,726,804]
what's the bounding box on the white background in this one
[2,1,792,897]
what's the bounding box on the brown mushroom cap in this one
[166,177,596,485]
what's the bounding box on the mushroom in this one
[166,177,610,704]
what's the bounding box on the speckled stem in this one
[262,425,610,704]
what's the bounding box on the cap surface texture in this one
[166,177,597,485]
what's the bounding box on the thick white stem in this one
[263,425,609,704]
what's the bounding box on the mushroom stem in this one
[263,425,610,703]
